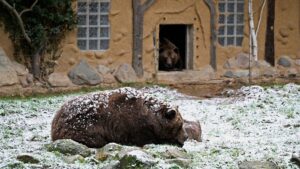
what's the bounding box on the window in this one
[77,0,110,51]
[218,0,244,46]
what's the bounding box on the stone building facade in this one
[0,0,299,94]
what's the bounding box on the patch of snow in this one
[0,84,299,168]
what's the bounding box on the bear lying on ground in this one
[51,88,200,148]
[159,38,183,71]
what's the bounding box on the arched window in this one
[77,0,110,51]
[218,0,244,46]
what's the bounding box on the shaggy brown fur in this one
[183,120,202,142]
[51,88,188,148]
[159,38,182,71]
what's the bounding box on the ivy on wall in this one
[0,0,77,79]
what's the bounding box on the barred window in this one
[218,0,244,46]
[77,0,110,51]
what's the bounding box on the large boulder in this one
[118,150,157,169]
[277,55,293,67]
[0,48,19,87]
[236,53,255,69]
[68,59,102,85]
[16,154,40,164]
[48,73,73,87]
[224,53,256,69]
[96,64,117,84]
[46,139,92,157]
[11,61,28,76]
[114,64,138,83]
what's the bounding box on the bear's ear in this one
[164,109,177,120]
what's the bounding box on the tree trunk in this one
[31,45,44,79]
[204,0,217,70]
[264,0,275,66]
[132,0,155,77]
[248,0,258,61]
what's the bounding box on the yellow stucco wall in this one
[0,0,299,77]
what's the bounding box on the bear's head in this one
[143,101,187,145]
[159,38,181,71]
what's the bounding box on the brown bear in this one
[183,120,202,142]
[51,87,189,148]
[159,38,182,71]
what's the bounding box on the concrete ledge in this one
[157,70,215,84]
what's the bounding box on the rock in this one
[160,146,189,159]
[11,61,28,76]
[295,59,300,66]
[291,153,300,168]
[224,70,249,78]
[236,53,254,69]
[17,154,40,164]
[7,72,20,86]
[26,73,34,84]
[46,139,91,157]
[103,74,117,84]
[0,47,11,65]
[262,67,277,77]
[48,73,73,87]
[95,143,123,161]
[238,161,279,169]
[250,69,261,78]
[119,150,157,169]
[63,155,85,164]
[19,76,30,88]
[68,59,102,85]
[287,68,298,77]
[100,161,120,169]
[198,65,215,79]
[224,70,235,78]
[166,158,192,168]
[256,60,271,68]
[114,63,138,83]
[0,48,19,87]
[223,57,237,69]
[224,53,256,69]
[96,65,112,75]
[278,56,292,67]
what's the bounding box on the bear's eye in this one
[165,109,176,120]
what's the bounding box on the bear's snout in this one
[176,127,189,145]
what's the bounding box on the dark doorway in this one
[159,24,193,71]
[264,0,275,66]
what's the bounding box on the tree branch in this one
[0,0,31,44]
[204,0,217,70]
[20,0,38,17]
[255,0,266,35]
[141,0,155,12]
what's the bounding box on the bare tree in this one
[132,0,155,77]
[248,0,266,83]
[204,0,217,70]
[0,0,44,79]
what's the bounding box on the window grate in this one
[77,0,110,51]
[218,0,244,46]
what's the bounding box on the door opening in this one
[159,24,193,71]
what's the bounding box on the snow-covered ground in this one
[0,84,299,168]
